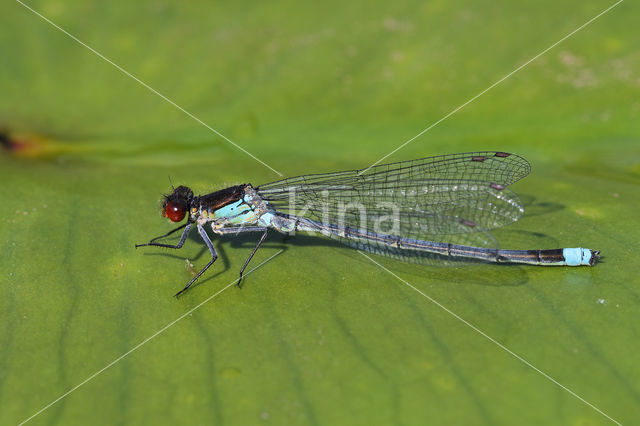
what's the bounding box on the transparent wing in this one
[257,151,530,243]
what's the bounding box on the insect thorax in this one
[195,184,271,230]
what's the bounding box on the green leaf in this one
[2,1,638,425]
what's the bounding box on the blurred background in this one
[1,0,638,425]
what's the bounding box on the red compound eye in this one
[164,201,187,222]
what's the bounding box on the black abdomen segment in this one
[495,248,565,265]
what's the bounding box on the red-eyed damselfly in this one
[136,151,599,297]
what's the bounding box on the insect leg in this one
[215,226,268,235]
[136,223,191,249]
[236,228,268,288]
[212,226,270,287]
[174,224,218,297]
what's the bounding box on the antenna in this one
[168,175,175,191]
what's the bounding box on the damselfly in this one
[136,151,599,297]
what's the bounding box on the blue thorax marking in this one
[211,199,245,219]
[208,196,265,226]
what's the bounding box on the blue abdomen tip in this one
[563,248,592,266]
